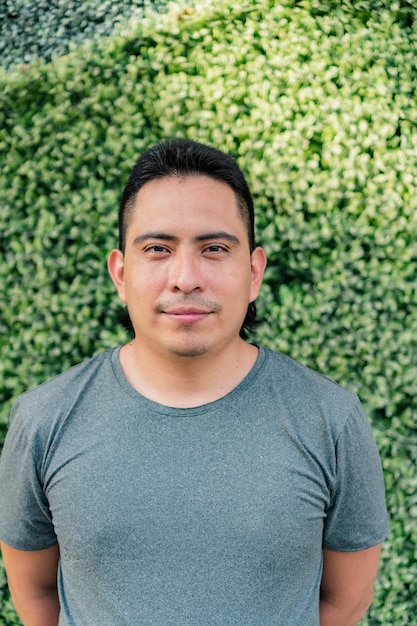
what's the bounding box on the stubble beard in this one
[156,296,221,358]
[165,327,212,359]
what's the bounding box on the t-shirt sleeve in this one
[0,400,58,550]
[323,398,390,551]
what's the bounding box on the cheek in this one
[218,266,250,289]
[125,267,165,297]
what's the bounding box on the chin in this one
[167,342,211,358]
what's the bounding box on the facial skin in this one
[108,175,266,369]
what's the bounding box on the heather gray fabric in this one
[0,347,389,625]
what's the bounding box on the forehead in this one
[130,175,242,222]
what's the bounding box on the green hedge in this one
[1,1,417,623]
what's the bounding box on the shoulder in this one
[261,348,356,401]
[258,348,363,437]
[18,349,115,401]
[11,348,118,433]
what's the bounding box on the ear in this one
[107,249,127,304]
[249,246,267,303]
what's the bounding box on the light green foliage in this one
[1,1,416,623]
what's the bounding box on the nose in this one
[169,248,202,294]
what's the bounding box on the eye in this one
[203,244,227,254]
[144,244,171,254]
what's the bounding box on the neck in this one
[118,339,258,408]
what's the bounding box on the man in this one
[0,138,389,625]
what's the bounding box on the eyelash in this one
[145,245,169,253]
[204,245,227,253]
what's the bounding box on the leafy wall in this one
[0,0,166,69]
[1,0,416,623]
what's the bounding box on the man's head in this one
[115,138,263,339]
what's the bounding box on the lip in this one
[163,308,212,324]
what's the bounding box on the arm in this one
[319,544,382,626]
[1,542,60,626]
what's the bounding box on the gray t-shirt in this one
[0,347,389,625]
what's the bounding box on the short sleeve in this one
[0,400,57,550]
[323,399,390,551]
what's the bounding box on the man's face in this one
[108,175,266,361]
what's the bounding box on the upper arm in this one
[1,541,60,598]
[320,544,382,623]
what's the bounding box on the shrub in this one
[1,0,416,623]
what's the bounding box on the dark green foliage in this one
[306,0,416,26]
[0,0,166,70]
[1,1,417,623]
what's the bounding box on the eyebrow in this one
[132,231,241,247]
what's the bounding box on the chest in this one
[43,407,333,568]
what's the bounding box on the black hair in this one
[118,138,258,338]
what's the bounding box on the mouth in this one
[162,308,213,324]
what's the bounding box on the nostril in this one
[173,284,201,293]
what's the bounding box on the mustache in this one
[155,296,221,314]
